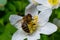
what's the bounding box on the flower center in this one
[48,0,59,6]
[28,16,38,34]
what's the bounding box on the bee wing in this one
[9,15,23,29]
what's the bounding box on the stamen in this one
[48,0,59,5]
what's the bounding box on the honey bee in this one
[21,14,32,33]
[16,14,37,34]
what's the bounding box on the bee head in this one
[26,14,32,22]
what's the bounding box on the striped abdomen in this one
[22,22,30,33]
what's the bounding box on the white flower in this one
[9,8,57,40]
[53,18,60,27]
[26,0,44,15]
[0,0,7,7]
[34,0,60,12]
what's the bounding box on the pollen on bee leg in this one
[32,25,37,30]
[33,16,38,23]
[48,0,59,5]
[29,28,33,34]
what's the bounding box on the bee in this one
[16,14,37,34]
[21,14,32,33]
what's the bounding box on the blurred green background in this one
[0,0,60,40]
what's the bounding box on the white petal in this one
[25,3,38,16]
[35,0,46,4]
[9,15,22,29]
[28,30,40,40]
[9,15,22,25]
[37,5,50,11]
[14,21,22,30]
[35,0,51,8]
[12,30,28,40]
[38,8,52,26]
[40,22,57,35]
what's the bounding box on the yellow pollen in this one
[33,16,38,23]
[48,0,59,5]
[28,16,38,34]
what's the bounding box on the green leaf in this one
[49,9,57,22]
[0,23,17,40]
[0,33,11,40]
[57,12,60,19]
[3,11,17,24]
[49,29,60,40]
[0,7,5,11]
[0,23,5,35]
[12,1,28,12]
[40,34,49,40]
[55,7,60,19]
[0,19,4,25]
[6,3,16,12]
[5,23,17,35]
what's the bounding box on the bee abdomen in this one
[22,22,30,33]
